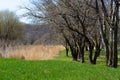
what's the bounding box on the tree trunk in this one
[98,17,110,66]
[108,2,119,68]
[80,47,85,63]
[66,47,69,57]
[113,27,118,68]
[69,46,78,61]
[93,46,101,64]
[79,37,85,63]
[109,28,114,66]
[112,2,119,68]
[96,0,110,66]
[89,45,93,64]
[71,48,78,61]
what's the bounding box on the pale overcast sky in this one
[0,0,29,23]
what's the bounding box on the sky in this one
[0,0,29,23]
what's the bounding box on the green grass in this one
[54,49,72,61]
[54,49,106,65]
[1,58,120,80]
[1,50,120,80]
[55,49,120,65]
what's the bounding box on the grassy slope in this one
[0,50,120,80]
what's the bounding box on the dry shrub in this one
[0,45,64,60]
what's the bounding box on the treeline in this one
[0,10,62,58]
[23,0,120,68]
[23,24,62,45]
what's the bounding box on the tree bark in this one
[96,0,110,66]
[112,2,119,68]
[93,43,101,64]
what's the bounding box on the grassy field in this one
[0,46,120,80]
[0,58,120,80]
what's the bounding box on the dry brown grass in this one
[0,45,64,60]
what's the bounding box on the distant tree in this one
[0,10,24,56]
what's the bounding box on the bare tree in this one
[23,0,100,63]
[23,0,120,67]
[95,0,120,67]
[0,10,24,57]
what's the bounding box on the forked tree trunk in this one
[93,45,101,64]
[88,41,94,64]
[71,48,78,61]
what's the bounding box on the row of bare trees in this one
[24,0,120,68]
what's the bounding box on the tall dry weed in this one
[0,45,64,60]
